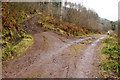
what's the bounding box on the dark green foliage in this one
[101,61,118,73]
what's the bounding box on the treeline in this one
[34,2,100,32]
[3,2,116,34]
[34,1,116,33]
[63,2,99,32]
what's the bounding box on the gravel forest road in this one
[2,15,107,78]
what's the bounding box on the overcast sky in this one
[67,0,119,21]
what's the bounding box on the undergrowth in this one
[2,34,33,63]
[37,14,91,37]
[101,33,120,78]
[2,3,37,62]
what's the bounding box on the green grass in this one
[77,33,93,37]
[2,34,33,63]
[77,32,102,38]
[101,33,119,77]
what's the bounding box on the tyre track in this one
[72,35,107,78]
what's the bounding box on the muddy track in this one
[73,35,107,78]
[2,15,107,78]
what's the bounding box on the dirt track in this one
[2,15,107,78]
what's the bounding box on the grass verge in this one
[2,34,33,63]
[100,33,119,78]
